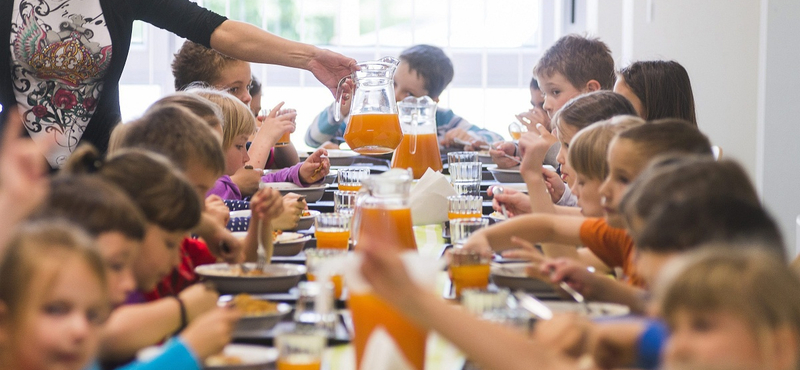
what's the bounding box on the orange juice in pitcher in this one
[391,96,442,179]
[350,169,417,252]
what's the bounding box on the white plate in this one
[258,182,326,203]
[196,263,306,294]
[325,149,359,166]
[139,343,277,370]
[230,210,251,218]
[543,301,630,318]
[491,262,554,293]
[487,165,524,183]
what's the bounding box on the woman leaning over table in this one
[0,0,356,168]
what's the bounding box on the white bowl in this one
[215,296,292,333]
[491,262,554,293]
[196,263,306,294]
[487,165,524,183]
[325,149,359,166]
[230,210,251,219]
[274,232,311,256]
[139,344,277,370]
[259,182,326,203]
[292,210,320,231]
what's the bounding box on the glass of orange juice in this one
[275,330,326,370]
[305,249,347,299]
[447,195,483,221]
[337,167,370,191]
[449,249,491,299]
[450,217,489,246]
[333,190,358,215]
[508,121,528,141]
[314,213,351,250]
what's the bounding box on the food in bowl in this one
[201,265,276,277]
[231,294,279,316]
[206,353,244,366]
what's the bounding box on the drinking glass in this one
[449,249,491,299]
[333,190,358,215]
[337,167,371,191]
[450,217,489,246]
[449,162,482,196]
[447,195,483,221]
[447,151,479,165]
[305,249,347,299]
[293,282,336,334]
[314,213,350,250]
[461,288,510,315]
[275,329,326,370]
[508,121,528,141]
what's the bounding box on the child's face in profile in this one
[393,61,430,102]
[570,173,603,217]
[133,224,185,291]
[185,161,221,200]
[213,60,253,105]
[16,258,107,370]
[613,76,644,118]
[537,72,584,118]
[225,134,251,176]
[599,138,650,228]
[95,231,140,306]
[664,309,765,370]
[555,123,579,186]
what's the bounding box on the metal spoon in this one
[559,282,591,315]
[492,186,509,219]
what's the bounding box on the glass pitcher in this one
[336,57,404,155]
[390,96,443,179]
[350,169,417,252]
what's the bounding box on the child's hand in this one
[460,230,494,258]
[518,124,557,179]
[258,102,296,142]
[516,107,551,132]
[272,193,306,230]
[210,227,244,264]
[541,258,599,299]
[276,108,297,124]
[204,195,230,227]
[178,283,219,322]
[299,148,330,185]
[489,141,521,169]
[250,188,284,223]
[179,307,241,360]
[229,167,263,197]
[440,128,475,148]
[532,313,594,359]
[487,186,531,217]
[542,168,566,203]
[502,236,546,263]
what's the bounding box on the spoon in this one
[559,282,591,315]
[492,186,509,219]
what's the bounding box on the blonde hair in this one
[568,115,644,180]
[192,89,256,150]
[147,92,224,133]
[659,248,800,369]
[0,220,108,366]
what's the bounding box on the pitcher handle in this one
[334,75,350,121]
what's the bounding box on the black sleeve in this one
[134,0,228,48]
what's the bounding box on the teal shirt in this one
[85,337,200,370]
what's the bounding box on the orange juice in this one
[307,273,344,299]
[391,133,443,179]
[315,228,350,250]
[338,184,361,192]
[448,212,482,220]
[450,264,491,298]
[276,131,292,147]
[349,293,427,370]
[277,358,321,370]
[344,113,403,155]
[354,207,417,251]
[510,131,522,140]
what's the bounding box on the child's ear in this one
[584,80,602,92]
[771,325,799,370]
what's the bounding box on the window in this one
[120,0,549,148]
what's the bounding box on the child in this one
[305,44,503,149]
[615,60,697,126]
[172,40,299,169]
[490,92,638,214]
[0,221,109,370]
[146,92,225,136]
[490,34,615,169]
[659,249,800,370]
[34,176,147,306]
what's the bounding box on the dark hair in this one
[616,118,712,160]
[635,195,784,258]
[530,77,540,90]
[533,34,615,90]
[249,75,262,97]
[35,176,147,241]
[553,91,638,134]
[621,155,758,228]
[172,40,239,91]
[618,60,698,126]
[121,104,225,175]
[147,92,224,131]
[64,145,202,232]
[399,45,454,99]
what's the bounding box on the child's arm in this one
[247,102,295,168]
[518,124,560,214]
[193,214,243,263]
[304,103,347,148]
[298,148,331,185]
[242,188,283,262]
[100,285,218,361]
[463,213,586,255]
[543,258,647,314]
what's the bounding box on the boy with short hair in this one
[305,44,503,149]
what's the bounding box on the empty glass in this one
[293,281,336,334]
[333,190,358,215]
[450,217,489,246]
[447,151,479,165]
[449,162,482,196]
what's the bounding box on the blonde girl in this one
[0,221,109,370]
[659,249,800,370]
